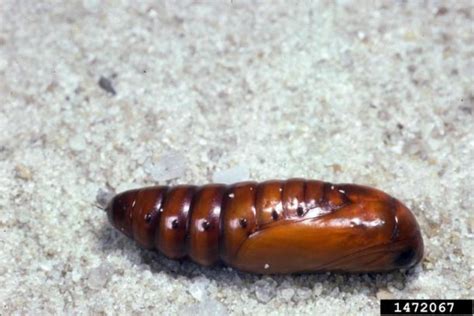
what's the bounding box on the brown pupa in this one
[104,179,423,274]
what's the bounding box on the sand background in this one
[0,1,473,314]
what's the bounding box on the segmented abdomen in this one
[105,179,423,274]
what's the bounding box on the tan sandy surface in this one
[0,1,473,315]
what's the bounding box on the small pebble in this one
[188,277,210,302]
[254,279,276,303]
[376,288,394,300]
[213,165,249,184]
[69,135,86,151]
[313,283,323,296]
[98,76,116,95]
[87,264,112,290]
[144,151,186,181]
[15,164,32,180]
[468,216,474,234]
[280,288,295,302]
[96,187,115,209]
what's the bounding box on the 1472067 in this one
[394,301,454,314]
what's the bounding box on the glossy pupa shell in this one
[104,179,423,274]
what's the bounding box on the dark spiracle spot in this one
[271,209,278,220]
[296,206,304,216]
[239,218,247,228]
[144,213,152,223]
[394,248,416,267]
[171,219,179,229]
[201,220,211,231]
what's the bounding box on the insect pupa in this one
[104,179,423,274]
